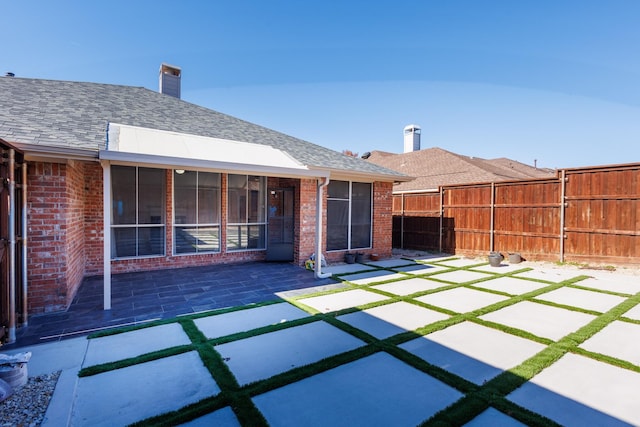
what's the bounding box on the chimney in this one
[159,63,181,98]
[403,124,421,153]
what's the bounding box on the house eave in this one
[99,150,329,179]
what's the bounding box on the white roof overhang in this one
[100,123,329,179]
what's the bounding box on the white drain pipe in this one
[314,176,332,279]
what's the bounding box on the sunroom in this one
[99,123,389,310]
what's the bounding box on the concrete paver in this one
[534,287,627,313]
[508,353,640,426]
[575,275,640,295]
[214,321,364,385]
[339,270,407,285]
[252,352,463,427]
[193,303,309,339]
[480,301,595,341]
[178,407,240,427]
[469,276,548,295]
[400,322,545,385]
[427,269,493,283]
[371,277,449,296]
[337,302,449,339]
[82,323,191,367]
[416,287,509,313]
[435,258,486,268]
[322,263,375,275]
[463,408,527,426]
[471,263,530,274]
[366,259,418,268]
[3,337,88,377]
[513,267,583,283]
[579,320,640,365]
[5,260,639,426]
[72,351,220,427]
[298,289,388,313]
[622,303,640,320]
[392,264,451,275]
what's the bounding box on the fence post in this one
[439,187,444,253]
[490,182,495,252]
[400,193,405,249]
[559,170,566,263]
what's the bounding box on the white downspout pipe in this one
[314,176,332,279]
[7,149,16,343]
[102,160,112,310]
[21,161,28,326]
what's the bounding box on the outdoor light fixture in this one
[175,169,185,174]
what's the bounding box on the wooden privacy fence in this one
[393,163,640,266]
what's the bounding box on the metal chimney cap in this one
[404,124,421,133]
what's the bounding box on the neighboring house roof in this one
[0,76,408,181]
[366,147,556,192]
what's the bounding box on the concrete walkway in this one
[3,256,640,426]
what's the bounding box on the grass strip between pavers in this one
[78,344,193,377]
[79,261,639,427]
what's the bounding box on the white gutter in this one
[314,176,332,279]
[99,151,324,180]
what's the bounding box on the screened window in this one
[111,166,165,258]
[227,174,266,250]
[326,180,372,251]
[173,170,221,254]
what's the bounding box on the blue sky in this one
[4,1,640,169]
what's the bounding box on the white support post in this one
[102,161,112,310]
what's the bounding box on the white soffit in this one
[101,123,325,178]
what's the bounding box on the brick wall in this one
[27,162,71,313]
[64,160,86,304]
[372,181,393,258]
[27,161,395,313]
[83,163,103,275]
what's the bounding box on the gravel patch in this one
[0,371,60,427]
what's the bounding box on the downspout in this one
[314,176,332,279]
[102,160,112,310]
[7,149,16,343]
[21,161,28,326]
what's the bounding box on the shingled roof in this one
[366,147,556,192]
[0,76,406,180]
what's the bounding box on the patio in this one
[4,255,640,426]
[11,262,340,347]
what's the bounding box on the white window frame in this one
[172,170,221,255]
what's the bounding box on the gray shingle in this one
[0,77,406,179]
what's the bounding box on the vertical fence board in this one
[393,164,640,265]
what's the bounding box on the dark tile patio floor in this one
[9,262,338,348]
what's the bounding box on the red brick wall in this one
[372,181,393,258]
[27,160,395,313]
[64,161,86,304]
[27,160,90,313]
[83,163,104,275]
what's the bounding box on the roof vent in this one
[5,72,15,77]
[403,124,421,153]
[159,63,181,98]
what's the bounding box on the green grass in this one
[75,257,640,426]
